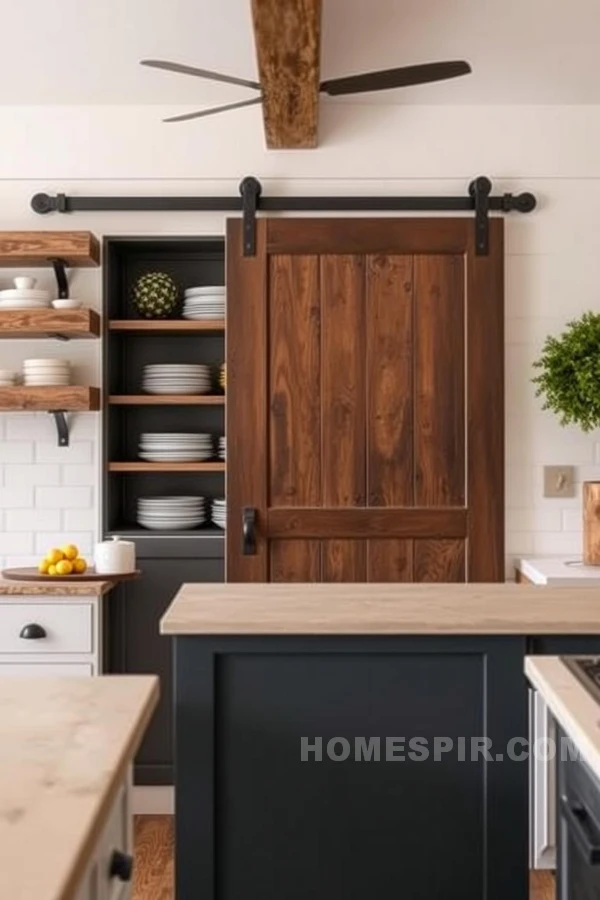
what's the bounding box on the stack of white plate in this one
[183,286,225,320]
[218,436,226,460]
[137,496,206,531]
[142,364,211,395]
[0,369,16,386]
[0,287,51,310]
[23,358,70,386]
[138,433,214,462]
[212,498,226,529]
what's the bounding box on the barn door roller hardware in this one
[31,175,536,256]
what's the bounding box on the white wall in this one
[0,102,598,576]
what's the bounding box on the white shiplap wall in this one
[0,103,599,576]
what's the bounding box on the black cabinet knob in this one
[19,623,46,640]
[109,850,134,882]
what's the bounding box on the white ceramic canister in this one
[94,535,136,574]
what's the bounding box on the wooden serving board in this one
[2,567,141,583]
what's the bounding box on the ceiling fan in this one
[140,59,472,123]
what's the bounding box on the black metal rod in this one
[31,185,537,216]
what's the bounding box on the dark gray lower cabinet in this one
[174,635,529,900]
[108,538,224,785]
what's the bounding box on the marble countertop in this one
[0,675,159,900]
[518,556,600,586]
[526,656,600,781]
[161,582,600,635]
[0,578,115,596]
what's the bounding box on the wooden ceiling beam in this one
[250,0,322,149]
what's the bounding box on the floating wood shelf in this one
[0,308,100,340]
[0,386,100,412]
[109,394,225,406]
[108,462,226,473]
[109,319,225,333]
[0,232,100,267]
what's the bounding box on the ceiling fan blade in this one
[320,60,471,96]
[141,59,261,92]
[163,96,263,123]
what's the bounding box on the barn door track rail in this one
[31,175,536,257]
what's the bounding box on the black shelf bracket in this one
[30,176,537,258]
[48,258,69,299]
[49,411,69,447]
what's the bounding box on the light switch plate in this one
[543,465,576,498]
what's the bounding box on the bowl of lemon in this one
[38,544,88,577]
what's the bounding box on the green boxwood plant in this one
[533,312,600,432]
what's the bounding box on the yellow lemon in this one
[47,564,58,576]
[61,544,79,561]
[38,559,50,574]
[46,548,64,565]
[55,559,73,576]
[72,557,87,575]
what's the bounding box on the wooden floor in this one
[133,815,555,900]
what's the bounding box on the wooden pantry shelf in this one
[0,232,99,267]
[109,319,225,333]
[108,462,226,473]
[109,394,225,406]
[0,386,100,412]
[0,308,100,339]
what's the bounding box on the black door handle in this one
[109,849,134,882]
[19,623,47,640]
[242,507,257,555]
[560,796,600,864]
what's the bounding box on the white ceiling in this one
[1,0,598,106]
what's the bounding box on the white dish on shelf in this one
[51,299,83,310]
[0,289,50,300]
[184,285,225,296]
[13,277,37,290]
[24,358,69,366]
[0,299,50,310]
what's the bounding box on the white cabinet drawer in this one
[0,662,93,676]
[0,603,92,654]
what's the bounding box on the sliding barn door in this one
[227,218,504,582]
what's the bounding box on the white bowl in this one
[13,277,36,290]
[51,299,83,310]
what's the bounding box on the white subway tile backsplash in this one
[0,441,34,463]
[505,531,535,556]
[7,508,61,531]
[507,508,562,533]
[63,508,97,531]
[66,415,98,440]
[4,554,41,568]
[532,532,582,556]
[563,509,583,532]
[61,465,96,486]
[36,486,93,509]
[7,464,61,487]
[34,532,93,556]
[0,532,34,555]
[0,487,34,508]
[35,442,93,464]
[4,415,42,440]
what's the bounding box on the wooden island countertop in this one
[0,676,158,900]
[160,582,600,635]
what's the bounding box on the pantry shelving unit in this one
[103,235,226,786]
